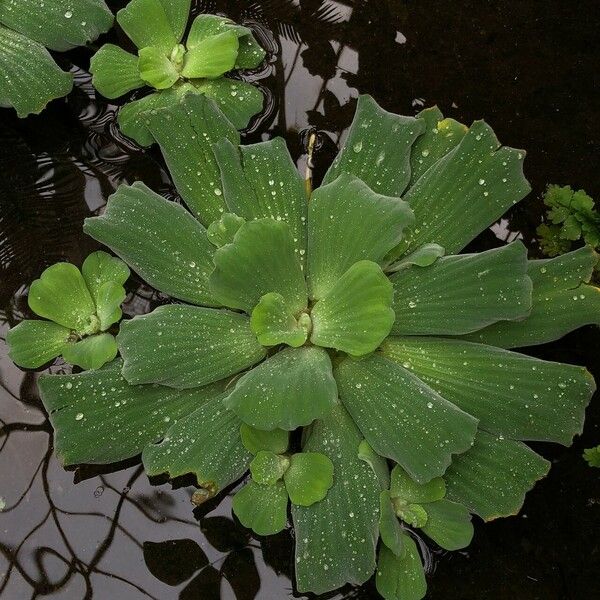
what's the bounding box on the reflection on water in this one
[1,1,599,598]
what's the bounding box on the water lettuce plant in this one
[7,251,129,370]
[90,0,266,146]
[12,94,600,599]
[0,0,112,117]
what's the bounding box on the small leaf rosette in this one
[7,251,129,370]
[27,95,600,600]
[90,0,266,145]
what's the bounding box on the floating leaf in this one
[250,451,290,485]
[307,173,414,300]
[182,30,239,79]
[233,480,288,536]
[389,465,446,504]
[284,452,334,506]
[250,293,309,348]
[390,242,532,336]
[376,536,427,600]
[224,346,337,431]
[138,46,180,89]
[207,213,245,247]
[240,424,289,455]
[395,503,428,528]
[382,336,594,444]
[335,354,478,484]
[311,260,395,356]
[386,243,445,273]
[89,44,144,99]
[62,333,118,370]
[117,304,266,388]
[421,499,473,551]
[379,491,404,557]
[6,320,71,369]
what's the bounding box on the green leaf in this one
[0,0,113,51]
[207,213,245,247]
[381,336,594,445]
[292,405,380,594]
[284,452,334,507]
[84,182,219,306]
[443,431,550,521]
[142,392,251,495]
[386,243,445,273]
[421,499,474,551]
[142,92,240,224]
[398,120,531,256]
[322,95,425,196]
[376,536,427,600]
[409,107,467,185]
[358,440,390,490]
[37,359,213,465]
[379,491,404,557]
[28,263,97,333]
[537,222,572,257]
[213,138,307,261]
[394,502,428,528]
[335,354,478,484]
[0,26,72,118]
[224,346,337,431]
[182,30,239,79]
[209,219,307,314]
[250,293,309,348]
[240,424,289,455]
[250,451,290,485]
[310,260,395,356]
[236,33,266,69]
[62,333,118,370]
[389,465,446,504]
[89,44,144,99]
[583,446,600,468]
[116,0,182,53]
[158,0,191,43]
[6,320,71,369]
[117,304,266,388]
[390,241,532,335]
[194,77,264,130]
[233,480,288,536]
[464,246,600,348]
[185,14,249,48]
[138,46,180,89]
[307,173,414,300]
[85,280,124,332]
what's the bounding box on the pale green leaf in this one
[0,0,113,51]
[37,359,212,465]
[322,95,425,196]
[335,354,478,484]
[84,182,219,306]
[206,213,245,247]
[117,304,266,389]
[310,260,395,356]
[89,282,125,331]
[209,219,307,314]
[240,424,289,455]
[181,30,239,79]
[389,464,446,504]
[185,14,249,48]
[421,499,474,551]
[142,391,251,494]
[358,440,390,490]
[376,536,427,600]
[379,491,404,557]
[213,138,307,261]
[382,336,594,445]
[307,173,414,300]
[28,263,97,333]
[142,91,240,224]
[0,26,72,118]
[62,333,117,370]
[395,503,428,528]
[224,346,337,431]
[138,46,180,89]
[464,246,600,348]
[250,293,309,348]
[386,243,445,273]
[90,44,144,99]
[250,451,290,485]
[159,0,191,43]
[292,405,380,594]
[284,452,334,507]
[6,320,71,369]
[233,480,288,536]
[390,241,532,335]
[444,430,550,520]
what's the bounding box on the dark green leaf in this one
[250,293,309,348]
[389,464,445,504]
[117,304,266,388]
[379,491,404,557]
[358,440,390,490]
[421,499,473,551]
[6,320,71,369]
[89,44,144,99]
[395,502,428,528]
[284,452,334,506]
[240,424,289,455]
[233,480,288,536]
[376,536,427,600]
[335,354,478,484]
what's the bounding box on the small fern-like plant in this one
[9,95,600,600]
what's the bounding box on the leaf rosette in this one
[89,0,266,145]
[16,95,599,599]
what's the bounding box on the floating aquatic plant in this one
[7,251,129,370]
[90,0,266,146]
[0,0,113,117]
[12,94,600,599]
[583,445,600,468]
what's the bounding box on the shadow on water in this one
[0,1,599,598]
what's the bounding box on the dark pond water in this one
[1,1,599,598]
